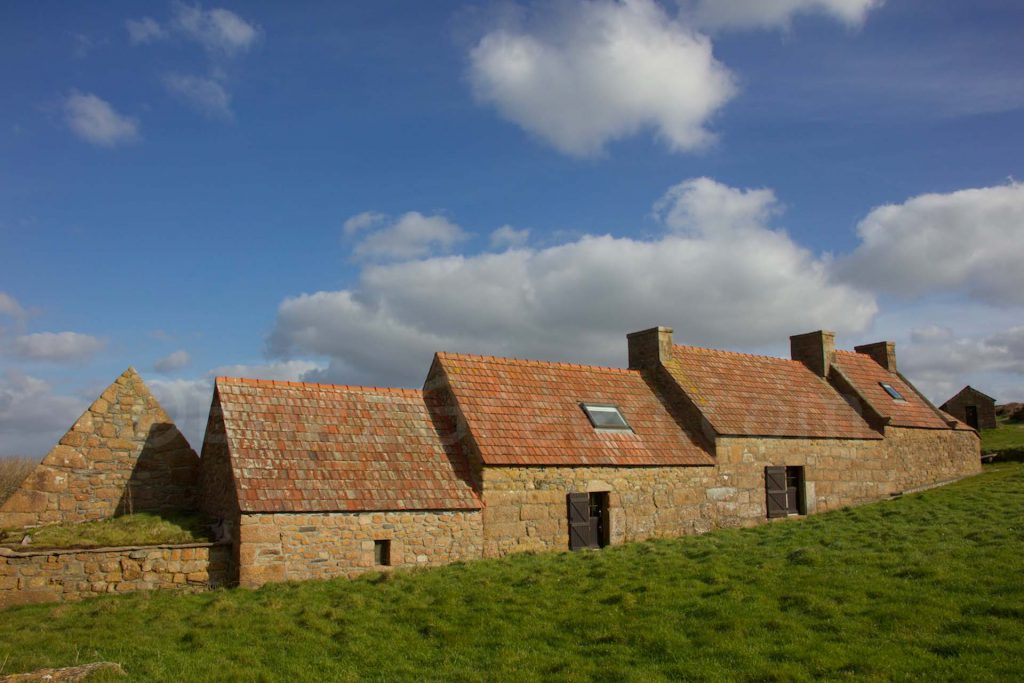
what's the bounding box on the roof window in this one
[879,382,905,401]
[581,404,631,430]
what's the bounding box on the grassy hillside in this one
[1,464,1022,682]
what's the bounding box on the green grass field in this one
[1,464,1022,682]
[981,414,1024,459]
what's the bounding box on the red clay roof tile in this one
[664,345,880,439]
[216,377,480,513]
[436,352,713,466]
[832,351,950,429]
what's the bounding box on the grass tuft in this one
[1,513,213,549]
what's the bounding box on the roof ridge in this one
[215,376,422,396]
[435,351,634,374]
[672,344,796,364]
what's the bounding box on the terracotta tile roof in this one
[435,353,713,467]
[832,351,950,429]
[215,377,480,513]
[664,345,880,439]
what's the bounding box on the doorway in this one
[568,491,609,550]
[965,405,979,430]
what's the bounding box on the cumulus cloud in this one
[10,332,106,362]
[836,182,1024,306]
[467,0,736,157]
[163,73,233,118]
[63,92,139,147]
[690,0,882,31]
[270,177,876,387]
[126,17,166,44]
[154,350,191,373]
[209,359,324,381]
[490,225,531,249]
[0,371,86,457]
[349,212,469,261]
[171,3,260,56]
[898,324,1024,404]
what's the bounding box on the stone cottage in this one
[201,327,980,588]
[940,385,997,430]
[0,368,199,529]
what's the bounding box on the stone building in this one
[201,327,980,587]
[940,386,997,430]
[0,369,199,529]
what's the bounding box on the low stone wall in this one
[0,541,231,609]
[238,510,483,588]
[885,426,981,491]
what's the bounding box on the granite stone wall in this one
[0,369,199,529]
[237,510,483,588]
[0,542,230,609]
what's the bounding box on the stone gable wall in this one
[0,369,199,529]
[0,542,230,609]
[941,389,997,430]
[237,510,482,588]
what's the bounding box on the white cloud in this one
[154,350,191,373]
[350,212,469,261]
[172,3,260,56]
[343,211,387,236]
[490,225,531,249]
[690,0,882,31]
[898,324,1024,405]
[126,17,167,44]
[837,182,1024,306]
[64,92,139,147]
[209,359,324,381]
[10,332,106,362]
[163,73,232,118]
[467,0,736,157]
[146,377,213,450]
[0,371,86,457]
[270,177,876,387]
[0,292,26,321]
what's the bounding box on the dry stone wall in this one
[237,510,483,588]
[0,542,230,609]
[0,369,199,529]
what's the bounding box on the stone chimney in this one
[627,326,674,370]
[790,330,836,378]
[854,340,896,372]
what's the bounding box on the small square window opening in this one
[374,539,391,566]
[580,404,631,430]
[879,382,905,401]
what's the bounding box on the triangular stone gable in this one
[0,368,199,529]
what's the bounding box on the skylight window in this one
[581,404,631,430]
[880,382,905,401]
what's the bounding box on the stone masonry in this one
[237,510,482,587]
[0,542,230,608]
[0,368,199,529]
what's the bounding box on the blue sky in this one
[2,0,1023,454]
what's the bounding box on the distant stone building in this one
[941,386,997,430]
[0,369,199,529]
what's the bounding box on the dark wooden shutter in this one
[568,493,592,550]
[765,466,788,518]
